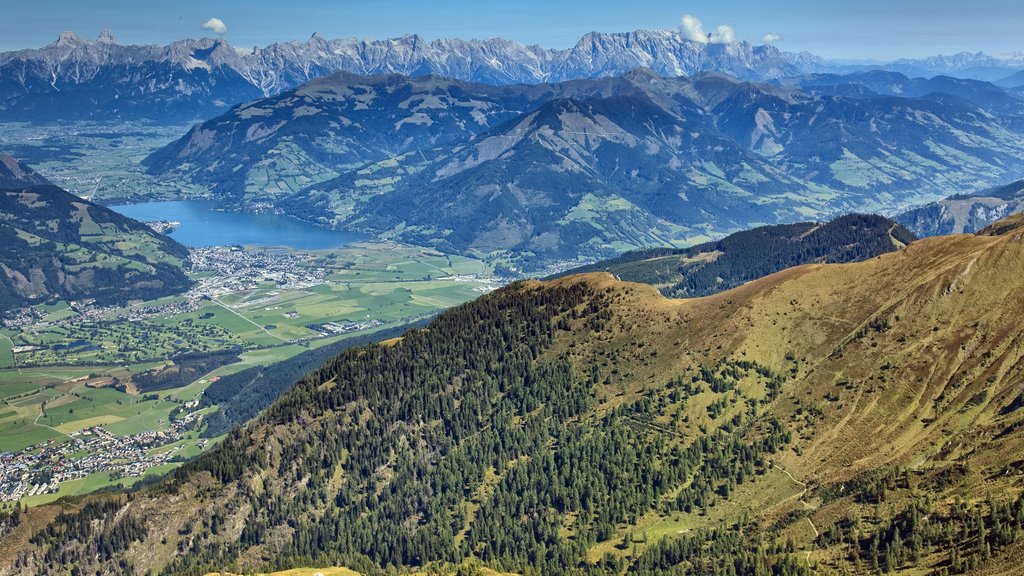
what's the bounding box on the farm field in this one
[0,363,168,452]
[0,241,501,506]
[10,313,237,366]
[6,243,495,367]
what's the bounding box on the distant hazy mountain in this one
[997,69,1024,88]
[834,51,1024,81]
[896,180,1024,237]
[775,70,1024,119]
[0,29,821,122]
[0,153,191,312]
[554,214,915,297]
[144,70,1024,268]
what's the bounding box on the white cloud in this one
[763,33,782,44]
[680,15,707,43]
[709,25,736,44]
[679,15,737,44]
[202,17,227,36]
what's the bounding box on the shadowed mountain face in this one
[9,215,1024,575]
[555,213,916,297]
[0,152,51,189]
[0,153,191,312]
[896,179,1024,237]
[144,70,1024,268]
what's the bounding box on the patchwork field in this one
[0,364,163,452]
[7,243,495,367]
[0,122,205,204]
[1,242,500,506]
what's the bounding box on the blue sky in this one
[3,0,1023,60]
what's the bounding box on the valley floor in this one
[0,241,501,507]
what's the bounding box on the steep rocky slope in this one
[897,180,1024,236]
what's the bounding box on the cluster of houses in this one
[0,410,206,503]
[188,246,329,296]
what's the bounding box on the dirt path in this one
[773,462,819,563]
[32,400,72,439]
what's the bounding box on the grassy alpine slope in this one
[6,216,1024,575]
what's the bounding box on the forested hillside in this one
[199,320,429,438]
[0,189,191,311]
[557,214,915,297]
[0,154,192,312]
[7,216,1024,575]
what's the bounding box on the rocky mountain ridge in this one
[0,29,822,122]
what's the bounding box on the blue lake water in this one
[111,200,364,249]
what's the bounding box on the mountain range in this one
[834,50,1024,81]
[143,69,1024,268]
[0,29,821,122]
[775,70,1024,122]
[4,29,1024,124]
[8,213,1024,575]
[0,153,190,313]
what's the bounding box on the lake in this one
[111,200,364,249]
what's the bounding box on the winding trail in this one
[773,463,819,563]
[32,400,72,439]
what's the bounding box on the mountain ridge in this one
[0,153,191,313]
[7,215,1024,574]
[553,213,917,297]
[0,29,820,122]
[144,70,1024,268]
[4,28,1024,123]
[896,179,1024,236]
[0,152,51,189]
